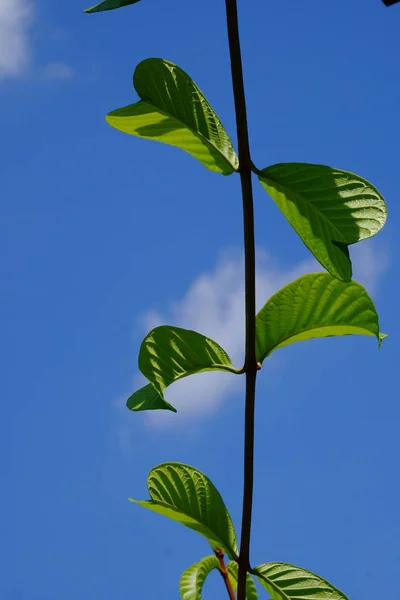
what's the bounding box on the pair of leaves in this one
[258,164,386,282]
[101,55,387,280]
[128,272,384,412]
[131,463,238,559]
[180,558,349,600]
[180,556,258,600]
[133,462,348,600]
[127,326,239,412]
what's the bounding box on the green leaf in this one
[131,463,238,559]
[126,383,176,413]
[84,0,140,13]
[138,325,238,408]
[258,163,386,281]
[252,562,348,600]
[256,272,384,363]
[227,561,259,600]
[180,556,220,600]
[106,58,239,174]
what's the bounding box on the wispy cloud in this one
[42,61,74,80]
[0,0,32,79]
[0,2,75,83]
[351,241,388,296]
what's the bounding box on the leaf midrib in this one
[147,362,240,394]
[131,498,237,558]
[258,323,375,361]
[137,98,238,172]
[261,173,348,245]
[253,566,348,600]
[253,569,293,600]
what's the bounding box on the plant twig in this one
[224,1,258,599]
[215,549,237,600]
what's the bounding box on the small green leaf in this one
[227,562,259,600]
[180,556,220,600]
[252,562,348,600]
[131,463,238,559]
[138,325,238,407]
[258,163,386,281]
[84,0,140,13]
[126,383,176,412]
[256,272,384,363]
[106,58,239,174]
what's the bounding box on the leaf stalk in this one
[215,549,237,600]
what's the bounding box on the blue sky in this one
[1,0,399,598]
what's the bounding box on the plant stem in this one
[225,1,258,600]
[215,549,237,600]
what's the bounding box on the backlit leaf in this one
[131,463,238,559]
[84,0,140,13]
[258,163,386,281]
[126,383,176,412]
[136,325,238,410]
[253,562,348,600]
[256,273,385,363]
[180,556,220,600]
[107,58,239,174]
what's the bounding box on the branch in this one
[215,549,237,600]
[224,1,258,600]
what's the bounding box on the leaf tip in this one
[378,332,388,348]
[128,497,142,505]
[83,3,98,12]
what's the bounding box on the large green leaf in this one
[137,325,239,409]
[106,58,239,174]
[180,556,220,600]
[126,383,176,413]
[253,563,348,600]
[227,562,259,600]
[256,272,385,363]
[131,463,238,559]
[258,163,386,281]
[84,0,140,12]
[126,325,238,413]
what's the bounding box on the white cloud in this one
[0,3,75,82]
[42,61,74,80]
[0,0,32,79]
[351,241,388,296]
